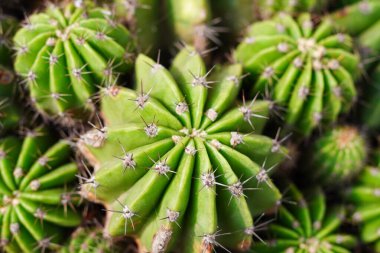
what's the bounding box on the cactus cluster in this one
[78,47,288,252]
[13,3,135,123]
[251,184,356,253]
[347,150,380,252]
[0,128,81,252]
[236,13,359,135]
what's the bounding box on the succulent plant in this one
[0,15,21,135]
[235,13,360,135]
[255,0,325,19]
[250,184,357,253]
[13,3,135,124]
[310,126,367,185]
[0,128,81,253]
[347,150,380,252]
[78,46,288,253]
[330,0,380,56]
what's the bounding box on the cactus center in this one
[336,127,358,149]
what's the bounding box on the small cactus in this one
[330,0,380,56]
[235,13,360,135]
[251,184,357,253]
[347,150,380,252]
[78,47,288,252]
[0,128,81,253]
[310,126,367,185]
[13,3,135,123]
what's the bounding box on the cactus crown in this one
[236,13,359,135]
[79,46,288,252]
[347,150,380,252]
[13,3,135,122]
[311,126,367,185]
[251,184,357,253]
[0,128,81,252]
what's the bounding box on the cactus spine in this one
[310,126,367,185]
[13,3,135,123]
[78,46,288,252]
[251,184,357,253]
[235,13,359,135]
[0,128,81,253]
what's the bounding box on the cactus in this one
[0,128,81,253]
[235,13,359,135]
[347,150,380,252]
[330,0,380,56]
[251,184,357,253]
[0,15,21,135]
[255,0,325,19]
[310,126,367,185]
[78,46,288,252]
[13,3,135,123]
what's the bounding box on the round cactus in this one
[78,47,288,252]
[235,13,360,135]
[310,126,367,185]
[330,0,380,56]
[0,128,81,253]
[347,150,380,252]
[255,0,325,19]
[13,3,135,123]
[250,184,357,253]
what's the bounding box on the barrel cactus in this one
[347,150,380,252]
[251,184,357,253]
[0,128,81,253]
[310,126,367,185]
[13,2,135,123]
[235,13,360,135]
[78,47,288,252]
[330,0,380,56]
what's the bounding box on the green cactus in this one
[330,0,380,56]
[255,0,325,19]
[0,15,21,135]
[13,3,135,123]
[250,184,357,253]
[78,46,288,252]
[310,126,367,185]
[347,150,380,252]
[235,13,360,135]
[0,128,81,253]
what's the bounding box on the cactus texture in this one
[78,47,288,253]
[251,184,357,253]
[0,15,20,135]
[13,3,135,123]
[330,0,380,56]
[255,0,324,19]
[235,13,359,135]
[0,128,81,253]
[347,150,380,252]
[310,126,367,185]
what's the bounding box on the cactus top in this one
[13,3,135,122]
[0,129,81,253]
[79,47,288,253]
[235,13,359,135]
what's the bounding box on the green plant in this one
[235,13,359,135]
[310,126,367,185]
[13,2,135,124]
[78,46,288,253]
[0,128,81,253]
[346,150,380,252]
[250,184,357,253]
[330,0,380,56]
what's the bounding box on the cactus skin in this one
[235,13,359,135]
[0,15,21,136]
[330,0,380,56]
[255,0,324,19]
[311,126,367,186]
[250,184,357,253]
[78,47,288,253]
[347,150,380,252]
[13,3,135,123]
[0,128,81,253]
